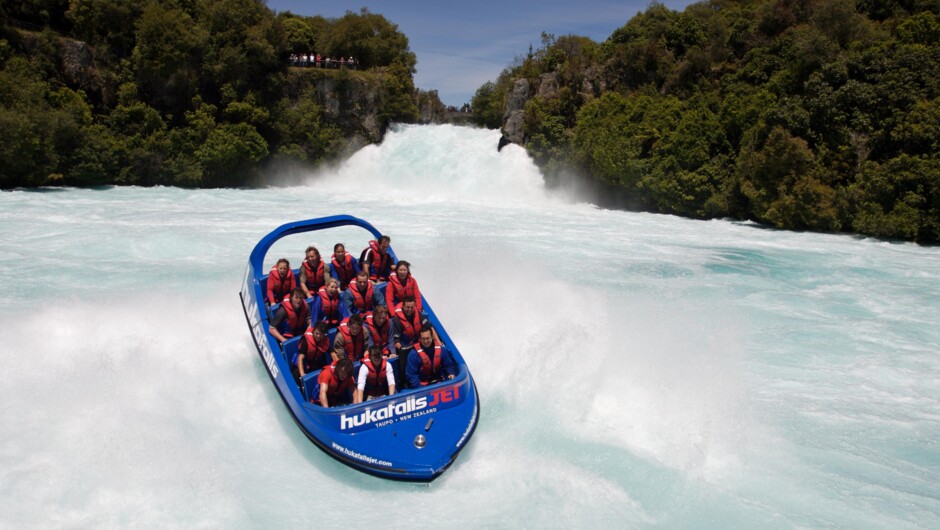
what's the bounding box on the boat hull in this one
[240,215,479,481]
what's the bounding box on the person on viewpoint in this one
[299,245,326,298]
[317,357,354,407]
[406,325,456,388]
[342,269,378,315]
[332,314,367,362]
[329,243,360,290]
[266,258,296,305]
[355,346,396,403]
[269,288,310,343]
[360,235,393,282]
[385,260,422,312]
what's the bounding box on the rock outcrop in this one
[287,70,385,147]
[502,78,530,144]
[417,89,447,124]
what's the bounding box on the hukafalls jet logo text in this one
[339,385,461,431]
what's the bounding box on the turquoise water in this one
[1,124,938,528]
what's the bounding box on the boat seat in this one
[282,336,302,365]
[302,371,320,402]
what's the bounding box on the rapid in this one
[1,124,938,528]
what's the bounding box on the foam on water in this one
[1,124,939,528]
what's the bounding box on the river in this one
[1,124,938,528]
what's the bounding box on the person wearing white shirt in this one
[355,347,396,403]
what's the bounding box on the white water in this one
[1,124,939,528]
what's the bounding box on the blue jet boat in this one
[239,215,479,481]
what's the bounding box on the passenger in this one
[364,305,391,356]
[332,314,367,362]
[316,357,354,407]
[406,325,457,388]
[355,346,396,403]
[360,235,393,282]
[266,258,296,305]
[385,260,423,312]
[390,295,433,384]
[269,288,310,343]
[329,243,361,290]
[342,270,379,315]
[390,295,429,358]
[299,245,326,298]
[294,321,330,384]
[314,278,343,328]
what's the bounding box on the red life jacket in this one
[362,357,389,398]
[364,240,392,281]
[317,287,341,326]
[280,296,309,338]
[393,303,422,344]
[415,340,442,386]
[348,281,374,313]
[337,318,366,361]
[386,274,421,312]
[301,327,330,372]
[331,253,356,289]
[267,266,296,304]
[364,314,390,354]
[317,364,353,403]
[301,259,325,293]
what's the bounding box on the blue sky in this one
[267,0,696,107]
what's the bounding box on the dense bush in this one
[476,0,940,243]
[0,1,419,188]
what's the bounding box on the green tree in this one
[471,81,505,129]
[573,92,681,199]
[326,8,416,70]
[380,61,418,123]
[646,96,728,217]
[272,90,340,162]
[895,11,940,45]
[132,2,207,115]
[280,14,316,54]
[851,155,939,241]
[201,0,284,95]
[66,0,142,59]
[196,122,268,185]
[736,125,839,229]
